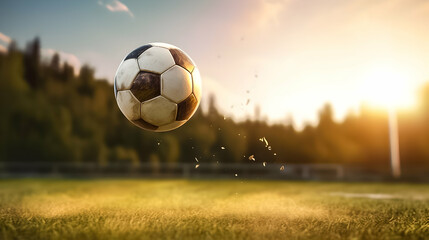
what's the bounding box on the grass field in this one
[0,179,428,240]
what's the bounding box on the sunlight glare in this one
[360,64,416,109]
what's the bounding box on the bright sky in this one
[1,0,429,129]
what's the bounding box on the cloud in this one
[42,48,81,74]
[1,32,82,75]
[98,0,134,18]
[235,0,291,35]
[0,33,80,69]
[0,45,7,53]
[0,32,12,44]
[252,0,288,29]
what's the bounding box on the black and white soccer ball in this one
[114,43,202,132]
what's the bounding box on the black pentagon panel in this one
[176,93,198,121]
[169,48,195,73]
[130,72,161,102]
[124,44,152,60]
[132,119,158,131]
[113,77,118,98]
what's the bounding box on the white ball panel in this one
[116,90,141,120]
[137,47,175,74]
[156,120,187,132]
[141,96,177,126]
[115,59,140,91]
[149,42,176,49]
[161,66,193,103]
[192,67,202,102]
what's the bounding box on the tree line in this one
[1,37,428,176]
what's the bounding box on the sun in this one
[359,63,416,109]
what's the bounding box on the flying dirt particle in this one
[195,157,199,162]
[254,74,258,78]
[274,153,277,156]
[280,165,285,171]
[268,146,272,151]
[157,142,160,146]
[191,146,194,149]
[235,173,238,177]
[195,164,200,169]
[263,162,266,167]
[249,155,255,161]
[218,128,221,131]
[246,99,250,105]
[246,90,250,94]
[224,116,227,120]
[259,137,269,147]
[221,147,225,150]
[238,133,241,136]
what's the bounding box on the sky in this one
[1,0,429,129]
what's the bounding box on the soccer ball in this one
[114,43,202,132]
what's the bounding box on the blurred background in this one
[0,0,428,180]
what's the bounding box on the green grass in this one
[0,179,428,240]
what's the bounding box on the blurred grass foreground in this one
[1,37,429,180]
[0,179,428,240]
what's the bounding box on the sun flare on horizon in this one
[359,63,417,110]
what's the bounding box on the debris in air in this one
[221,147,225,150]
[195,157,199,162]
[259,137,269,147]
[263,137,268,147]
[235,173,238,177]
[246,99,250,105]
[263,162,266,167]
[195,164,200,169]
[249,155,256,161]
[157,142,160,146]
[274,153,277,156]
[280,165,285,171]
[268,146,272,151]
